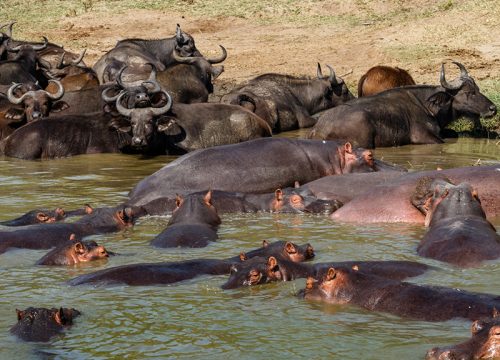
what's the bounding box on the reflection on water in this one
[0,138,499,359]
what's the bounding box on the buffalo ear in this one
[157,117,182,135]
[5,107,25,122]
[109,118,131,133]
[51,101,70,113]
[426,92,452,116]
[211,65,224,80]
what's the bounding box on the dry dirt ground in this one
[11,0,498,93]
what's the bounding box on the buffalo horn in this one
[0,21,15,37]
[101,86,122,103]
[116,65,128,89]
[440,63,463,90]
[316,63,323,79]
[45,80,65,100]
[172,49,197,65]
[150,90,172,116]
[7,83,34,104]
[56,51,67,69]
[31,36,49,51]
[326,64,338,85]
[57,49,86,69]
[452,61,469,78]
[207,45,227,64]
[115,92,133,117]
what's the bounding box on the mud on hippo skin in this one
[36,234,110,266]
[10,307,81,342]
[426,311,500,360]
[150,191,221,248]
[69,240,314,286]
[413,178,500,267]
[127,137,398,207]
[301,265,500,322]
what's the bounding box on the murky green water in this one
[0,138,499,359]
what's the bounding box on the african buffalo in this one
[309,62,497,148]
[127,138,395,207]
[221,63,355,132]
[93,24,204,83]
[358,65,416,97]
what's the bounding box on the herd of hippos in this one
[0,20,499,359]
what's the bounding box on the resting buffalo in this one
[221,63,355,132]
[127,138,397,207]
[0,21,15,59]
[309,62,497,148]
[414,179,500,267]
[358,65,416,97]
[93,24,204,83]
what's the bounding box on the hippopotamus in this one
[10,307,81,342]
[68,240,314,286]
[0,206,142,254]
[150,191,221,248]
[329,165,500,223]
[0,204,93,226]
[127,138,400,207]
[141,187,343,216]
[36,235,109,265]
[221,256,431,289]
[426,311,500,359]
[413,179,500,267]
[301,266,500,322]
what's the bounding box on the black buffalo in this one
[221,63,355,132]
[309,62,497,148]
[93,24,203,83]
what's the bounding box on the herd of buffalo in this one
[0,20,499,359]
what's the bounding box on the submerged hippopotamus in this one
[10,307,81,342]
[330,165,500,223]
[0,204,94,227]
[36,235,109,265]
[221,256,431,289]
[301,266,500,322]
[426,312,500,359]
[127,138,400,207]
[0,206,142,254]
[151,191,221,248]
[413,178,500,267]
[141,187,343,216]
[68,240,314,286]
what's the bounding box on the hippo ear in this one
[326,267,337,281]
[274,189,283,201]
[74,241,85,254]
[239,252,247,262]
[55,207,65,219]
[344,142,353,154]
[69,233,77,241]
[53,308,64,325]
[294,181,300,188]
[471,320,486,335]
[36,212,50,222]
[306,277,315,290]
[267,256,278,269]
[262,240,269,248]
[472,189,481,203]
[203,190,213,206]
[175,194,183,209]
[84,204,94,214]
[493,307,500,318]
[16,309,24,321]
[285,242,297,254]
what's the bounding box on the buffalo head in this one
[430,61,497,128]
[316,63,355,108]
[175,24,202,57]
[115,89,173,147]
[6,81,67,122]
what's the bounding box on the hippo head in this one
[221,256,284,289]
[73,240,109,263]
[249,240,315,262]
[337,142,377,173]
[430,62,497,128]
[425,312,500,360]
[6,81,68,122]
[412,178,486,227]
[174,24,202,57]
[270,188,305,213]
[301,266,358,303]
[11,307,81,342]
[169,191,222,229]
